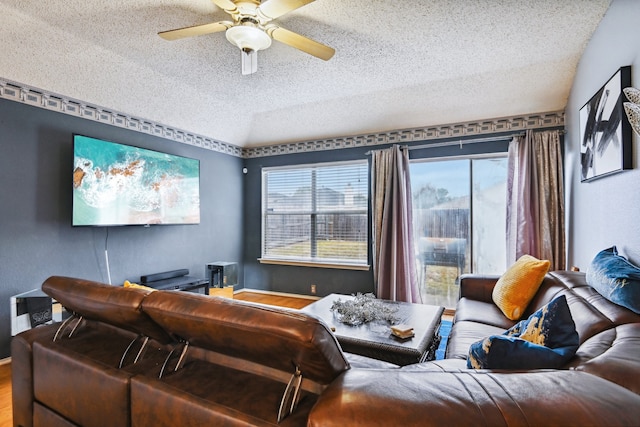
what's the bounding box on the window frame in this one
[260,160,370,270]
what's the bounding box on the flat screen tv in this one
[72,135,200,226]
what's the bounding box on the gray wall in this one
[564,0,640,269]
[0,98,244,358]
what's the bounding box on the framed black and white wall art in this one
[579,66,632,182]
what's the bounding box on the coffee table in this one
[301,293,444,366]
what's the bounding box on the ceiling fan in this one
[158,0,335,75]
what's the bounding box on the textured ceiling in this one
[0,0,610,148]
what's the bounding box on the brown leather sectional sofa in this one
[12,272,640,426]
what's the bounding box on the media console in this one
[139,269,209,295]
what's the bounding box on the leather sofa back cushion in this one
[492,255,550,320]
[571,323,640,393]
[42,276,173,344]
[586,246,640,314]
[141,291,349,384]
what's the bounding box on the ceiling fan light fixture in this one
[225,25,272,52]
[158,0,334,75]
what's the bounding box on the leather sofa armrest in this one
[11,324,58,427]
[309,369,640,427]
[458,274,500,303]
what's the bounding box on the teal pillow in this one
[586,246,640,314]
[467,295,578,369]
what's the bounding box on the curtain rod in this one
[405,133,524,151]
[365,133,524,155]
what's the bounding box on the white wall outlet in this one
[310,284,317,294]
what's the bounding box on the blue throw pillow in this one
[467,295,578,369]
[586,246,640,314]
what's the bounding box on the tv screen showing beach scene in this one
[72,135,200,226]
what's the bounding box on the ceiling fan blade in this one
[267,25,335,60]
[210,0,238,14]
[158,21,232,41]
[258,0,315,20]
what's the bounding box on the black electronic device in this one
[140,269,190,283]
[138,269,209,294]
[207,262,237,289]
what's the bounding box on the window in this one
[261,161,369,269]
[411,155,507,308]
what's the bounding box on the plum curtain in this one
[506,129,565,270]
[371,145,421,303]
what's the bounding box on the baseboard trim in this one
[235,288,321,301]
[0,357,11,366]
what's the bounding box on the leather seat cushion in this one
[445,320,506,360]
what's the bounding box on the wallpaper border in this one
[1,77,564,159]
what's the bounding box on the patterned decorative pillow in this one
[586,246,640,314]
[467,295,579,369]
[492,254,550,320]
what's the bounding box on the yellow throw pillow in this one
[492,255,550,320]
[123,280,156,292]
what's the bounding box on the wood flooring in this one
[0,362,11,427]
[233,291,315,309]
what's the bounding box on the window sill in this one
[258,258,370,271]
